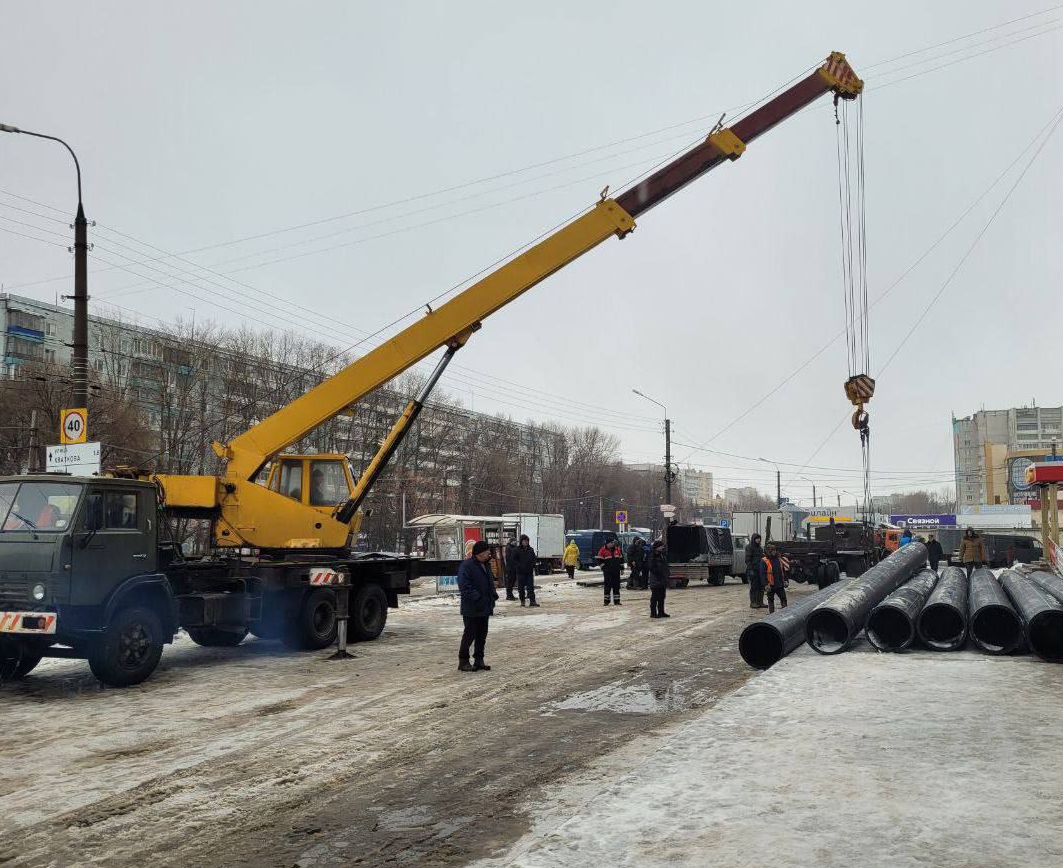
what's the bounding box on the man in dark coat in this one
[758,544,788,614]
[598,539,623,605]
[744,533,765,609]
[513,534,540,607]
[647,540,670,619]
[504,538,519,601]
[456,540,499,672]
[627,537,647,590]
[926,534,944,572]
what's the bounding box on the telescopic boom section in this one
[617,52,861,218]
[216,52,862,504]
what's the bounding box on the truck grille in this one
[0,574,31,607]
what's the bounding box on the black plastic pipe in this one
[865,568,938,652]
[968,567,1023,655]
[916,565,968,651]
[1025,570,1063,606]
[1000,570,1063,662]
[739,581,850,669]
[806,542,928,655]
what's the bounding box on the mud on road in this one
[0,575,807,867]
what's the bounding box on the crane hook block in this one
[844,374,875,407]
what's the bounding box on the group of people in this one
[742,533,788,614]
[454,533,673,672]
[592,537,671,617]
[907,527,987,577]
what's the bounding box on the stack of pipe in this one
[805,542,928,655]
[865,569,938,652]
[968,567,1023,655]
[916,565,969,651]
[1000,570,1063,662]
[739,580,851,669]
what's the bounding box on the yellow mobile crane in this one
[0,54,861,687]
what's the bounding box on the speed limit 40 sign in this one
[60,407,88,444]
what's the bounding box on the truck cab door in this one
[71,488,158,606]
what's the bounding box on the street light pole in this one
[759,457,782,507]
[632,389,674,505]
[1,123,89,412]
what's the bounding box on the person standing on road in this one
[456,540,499,672]
[626,537,647,590]
[504,537,520,601]
[562,539,580,580]
[744,533,765,610]
[598,539,624,605]
[759,544,788,614]
[647,540,670,619]
[926,533,944,572]
[514,534,540,607]
[959,527,987,578]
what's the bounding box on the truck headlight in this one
[32,583,46,601]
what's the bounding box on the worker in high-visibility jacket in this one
[758,544,789,614]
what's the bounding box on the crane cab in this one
[265,454,355,516]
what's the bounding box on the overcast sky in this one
[2,1,1060,506]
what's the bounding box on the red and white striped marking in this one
[0,611,57,634]
[309,569,342,586]
[824,55,860,90]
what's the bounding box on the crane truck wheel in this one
[349,584,388,642]
[88,606,164,687]
[187,627,249,647]
[285,588,338,651]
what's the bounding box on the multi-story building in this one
[0,292,527,489]
[724,486,760,502]
[953,406,1063,507]
[679,467,713,506]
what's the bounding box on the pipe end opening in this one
[806,609,851,655]
[739,624,785,670]
[1028,611,1063,662]
[866,606,913,651]
[970,606,1023,654]
[918,603,966,651]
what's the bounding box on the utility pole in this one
[665,417,673,504]
[0,123,88,412]
[632,389,673,507]
[837,493,842,507]
[776,470,781,508]
[812,484,817,508]
[599,495,604,529]
[28,409,41,473]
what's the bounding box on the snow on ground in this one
[474,643,1063,868]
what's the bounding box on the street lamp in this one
[758,457,782,507]
[632,388,674,505]
[1,123,89,411]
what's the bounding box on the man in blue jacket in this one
[456,540,499,672]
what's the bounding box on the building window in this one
[5,336,44,361]
[7,310,45,332]
[45,322,57,337]
[44,348,56,364]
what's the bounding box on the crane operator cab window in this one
[276,460,303,502]
[266,455,355,510]
[309,460,348,506]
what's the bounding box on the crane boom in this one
[158,52,863,551]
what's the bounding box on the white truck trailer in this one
[729,511,796,544]
[503,513,565,573]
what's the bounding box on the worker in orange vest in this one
[758,544,789,614]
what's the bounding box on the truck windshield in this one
[0,481,82,532]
